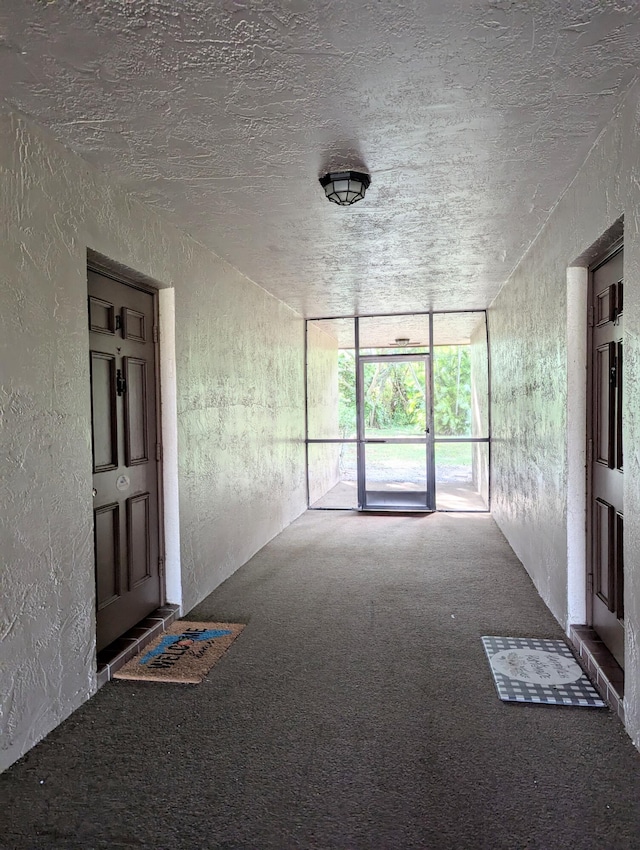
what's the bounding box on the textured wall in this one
[470,316,489,505]
[489,81,640,747]
[176,274,305,614]
[306,322,341,504]
[0,108,306,772]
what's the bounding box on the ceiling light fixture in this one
[319,170,371,206]
[390,337,422,346]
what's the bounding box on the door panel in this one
[124,357,149,465]
[127,492,152,588]
[357,355,433,510]
[594,498,614,611]
[589,247,624,668]
[363,441,428,508]
[596,285,613,325]
[89,296,116,335]
[90,353,119,472]
[89,269,161,652]
[122,307,146,342]
[95,502,121,609]
[616,512,624,619]
[616,341,623,471]
[594,343,614,466]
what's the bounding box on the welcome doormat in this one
[113,621,245,684]
[482,636,605,708]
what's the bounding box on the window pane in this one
[432,313,488,438]
[362,359,427,438]
[358,314,429,356]
[435,442,488,511]
[307,319,356,439]
[308,442,357,508]
[364,442,428,509]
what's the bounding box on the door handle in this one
[116,369,127,397]
[92,488,97,498]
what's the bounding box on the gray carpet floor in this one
[2,511,640,849]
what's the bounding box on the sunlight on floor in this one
[310,480,487,511]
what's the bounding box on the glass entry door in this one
[357,355,434,510]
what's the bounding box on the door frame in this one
[356,351,435,511]
[87,258,167,622]
[585,238,624,630]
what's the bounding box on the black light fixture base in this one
[319,170,371,206]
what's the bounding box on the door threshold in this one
[96,604,180,688]
[359,508,434,515]
[569,625,624,722]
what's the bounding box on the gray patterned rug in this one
[482,636,605,708]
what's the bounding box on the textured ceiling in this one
[1,1,639,318]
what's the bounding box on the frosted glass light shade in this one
[319,171,371,206]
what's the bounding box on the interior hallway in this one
[2,511,639,850]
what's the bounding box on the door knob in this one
[92,488,97,498]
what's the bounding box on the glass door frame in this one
[356,353,435,511]
[355,317,436,511]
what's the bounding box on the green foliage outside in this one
[432,346,471,436]
[338,346,472,437]
[338,350,358,437]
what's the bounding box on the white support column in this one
[159,287,182,611]
[566,266,588,629]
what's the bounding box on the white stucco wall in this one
[489,81,640,747]
[470,316,489,506]
[0,108,306,772]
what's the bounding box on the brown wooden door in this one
[89,269,162,652]
[589,247,624,668]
